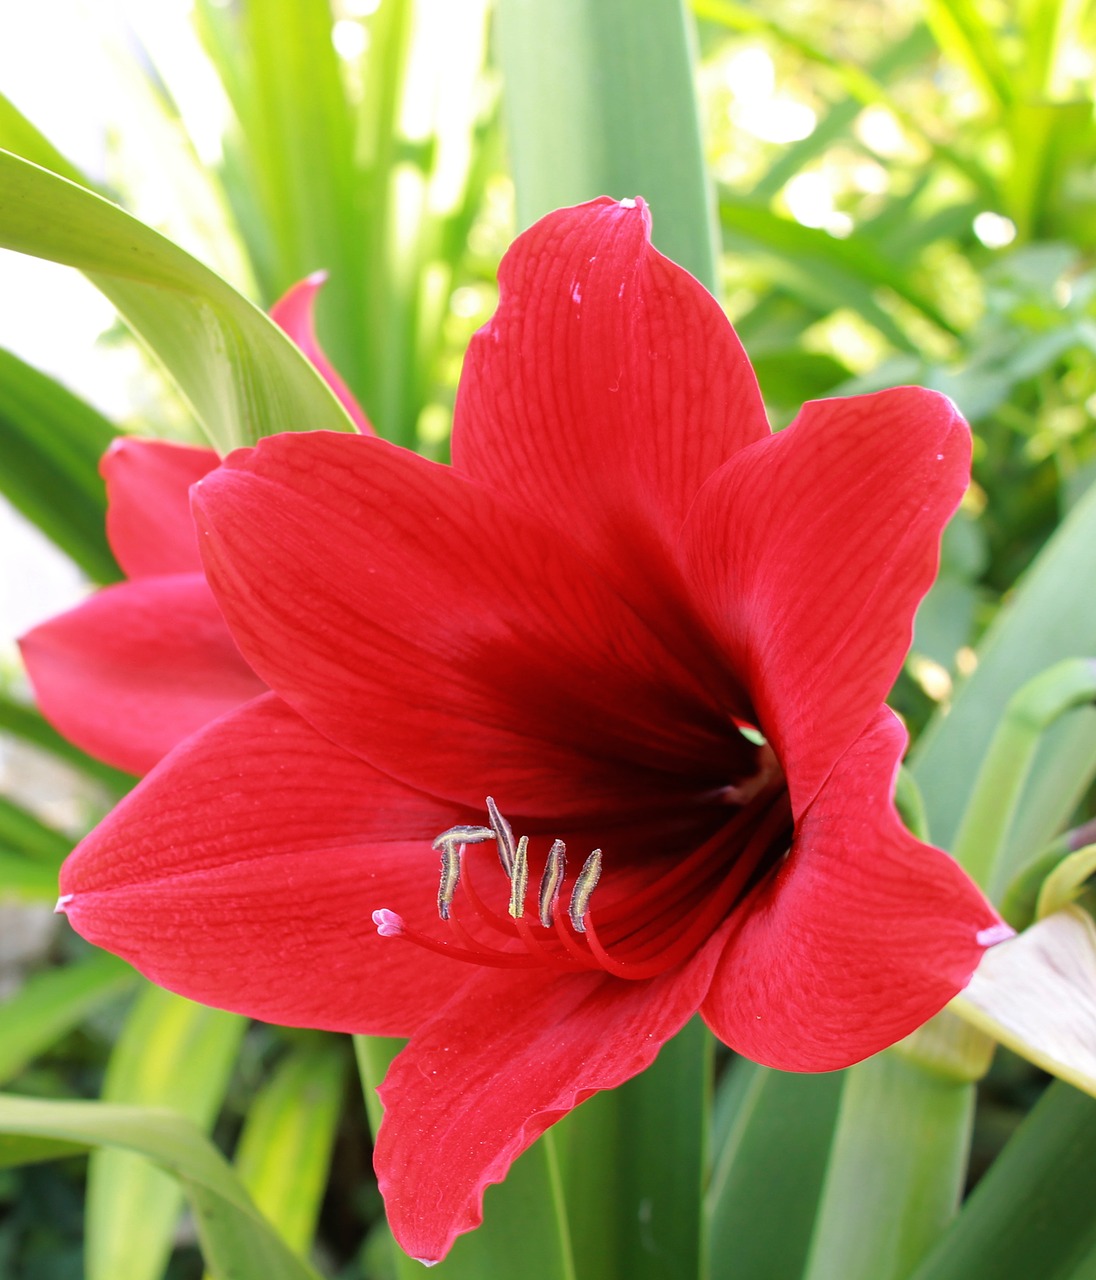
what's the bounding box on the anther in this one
[432,824,494,921]
[538,840,567,927]
[486,796,516,877]
[569,849,602,933]
[509,835,530,919]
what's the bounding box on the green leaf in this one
[553,1017,712,1280]
[912,1081,1096,1280]
[0,346,119,582]
[0,852,65,901]
[0,794,73,865]
[87,986,247,1280]
[0,90,90,185]
[0,691,134,794]
[232,1041,346,1256]
[495,0,719,289]
[911,479,1096,850]
[0,1092,322,1280]
[0,148,356,452]
[193,0,367,373]
[719,202,958,343]
[804,1052,978,1280]
[0,951,135,1085]
[706,1061,843,1280]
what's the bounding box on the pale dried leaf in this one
[950,906,1096,1097]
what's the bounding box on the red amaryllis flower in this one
[19,276,371,774]
[54,198,1006,1263]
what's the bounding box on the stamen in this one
[538,840,567,927]
[509,835,530,919]
[569,849,602,933]
[486,796,516,877]
[432,824,493,921]
[436,842,461,920]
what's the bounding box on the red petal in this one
[701,708,1004,1071]
[682,388,970,813]
[452,197,769,582]
[374,923,730,1264]
[102,437,219,578]
[270,273,375,435]
[60,694,467,1035]
[19,574,266,775]
[193,431,741,817]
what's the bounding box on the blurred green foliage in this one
[1,0,1096,1276]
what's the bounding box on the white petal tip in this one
[977,922,1015,948]
[619,197,637,209]
[304,269,329,287]
[54,893,75,915]
[412,1259,439,1268]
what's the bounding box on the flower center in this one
[373,772,792,981]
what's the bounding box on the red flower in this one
[19,276,370,774]
[52,198,1004,1263]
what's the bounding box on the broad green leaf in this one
[0,346,118,582]
[193,0,366,374]
[911,479,1096,850]
[0,148,356,452]
[912,1080,1096,1280]
[0,691,134,794]
[0,951,134,1085]
[0,90,89,185]
[0,1131,86,1169]
[719,202,957,341]
[495,0,719,289]
[1037,843,1096,919]
[706,1061,843,1280]
[551,1018,712,1280]
[197,0,491,447]
[804,1052,977,1280]
[0,852,64,901]
[0,1092,322,1280]
[924,0,1014,111]
[232,1041,346,1256]
[88,985,247,1280]
[0,794,73,865]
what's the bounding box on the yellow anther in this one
[538,839,567,927]
[569,849,603,933]
[509,835,530,919]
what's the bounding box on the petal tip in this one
[977,921,1015,948]
[54,893,74,915]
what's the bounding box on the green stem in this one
[951,658,1096,897]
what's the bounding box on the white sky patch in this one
[855,105,909,158]
[332,18,369,61]
[973,211,1017,249]
[783,171,853,236]
[399,0,490,214]
[724,45,816,145]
